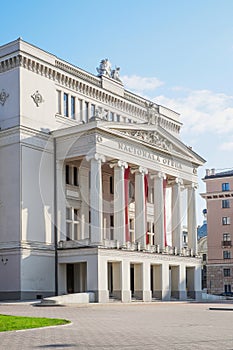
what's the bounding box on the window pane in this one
[71,96,75,119]
[73,167,78,186]
[222,183,230,191]
[66,165,70,184]
[222,199,230,208]
[64,93,69,117]
[57,90,61,114]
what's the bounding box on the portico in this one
[54,120,202,302]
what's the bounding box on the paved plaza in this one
[0,301,233,350]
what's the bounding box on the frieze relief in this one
[0,89,9,106]
[118,129,173,151]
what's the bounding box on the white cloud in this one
[219,142,233,151]
[122,75,164,92]
[153,90,233,135]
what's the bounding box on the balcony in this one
[222,240,232,248]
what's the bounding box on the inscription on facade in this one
[118,142,182,169]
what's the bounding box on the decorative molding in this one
[0,89,9,106]
[0,54,181,133]
[31,90,44,107]
[118,129,173,151]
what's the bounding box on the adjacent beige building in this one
[202,169,233,295]
[0,38,205,302]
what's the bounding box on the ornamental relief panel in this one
[118,130,173,152]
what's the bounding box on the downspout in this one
[54,137,58,296]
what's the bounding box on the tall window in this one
[222,217,231,225]
[223,233,231,241]
[224,284,231,293]
[78,99,83,121]
[222,199,230,208]
[66,207,80,240]
[222,183,230,191]
[71,96,75,119]
[65,164,79,186]
[56,90,61,114]
[109,112,114,121]
[147,222,155,245]
[116,114,120,122]
[223,251,231,259]
[110,176,114,194]
[224,268,231,277]
[91,104,95,118]
[84,102,89,122]
[110,215,114,240]
[129,218,135,242]
[64,93,69,117]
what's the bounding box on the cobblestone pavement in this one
[0,301,233,350]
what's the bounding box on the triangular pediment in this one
[99,122,205,166]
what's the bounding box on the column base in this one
[143,290,152,302]
[97,290,109,303]
[121,290,131,303]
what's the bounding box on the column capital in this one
[150,172,166,180]
[109,160,128,169]
[86,153,106,163]
[168,177,183,186]
[186,182,198,190]
[131,166,148,175]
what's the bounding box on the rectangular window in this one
[129,218,134,242]
[110,176,114,194]
[222,183,230,191]
[109,112,114,121]
[222,217,231,225]
[223,233,231,241]
[66,165,70,185]
[225,284,231,293]
[110,215,114,240]
[66,207,80,241]
[84,102,89,122]
[78,99,83,121]
[71,96,75,119]
[223,251,231,259]
[91,104,95,118]
[203,253,207,262]
[56,90,61,114]
[116,114,120,122]
[222,199,230,208]
[73,166,78,186]
[224,268,231,277]
[64,93,69,117]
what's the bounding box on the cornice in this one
[0,53,181,134]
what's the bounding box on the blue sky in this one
[2,0,233,223]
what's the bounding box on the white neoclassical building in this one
[0,38,205,302]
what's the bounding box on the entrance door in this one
[67,264,74,293]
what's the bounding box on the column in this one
[153,172,166,250]
[172,178,183,253]
[179,264,187,300]
[187,183,198,256]
[86,153,105,245]
[121,260,131,302]
[110,160,128,246]
[133,166,148,249]
[142,261,152,302]
[79,166,89,240]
